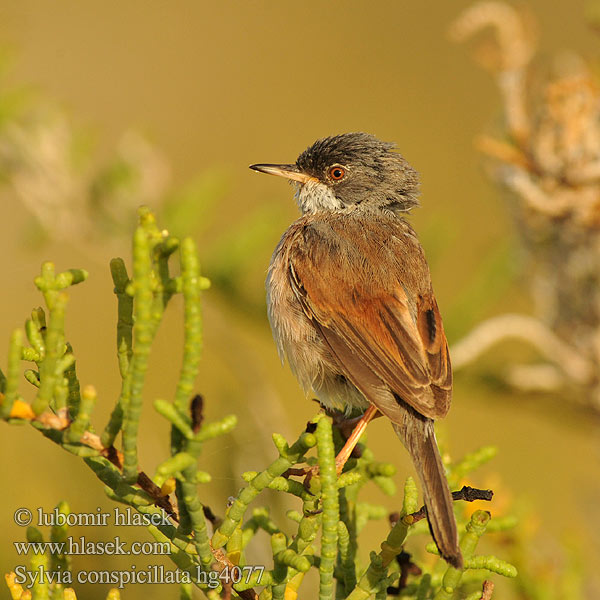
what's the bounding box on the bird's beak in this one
[249,163,316,184]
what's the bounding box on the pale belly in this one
[266,242,370,415]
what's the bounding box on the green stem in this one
[433,510,491,600]
[270,532,289,599]
[179,464,214,571]
[63,343,80,415]
[346,477,417,599]
[2,329,23,419]
[173,237,204,414]
[338,489,358,594]
[27,527,49,600]
[317,416,339,600]
[33,292,67,415]
[101,258,133,448]
[25,309,46,360]
[66,385,96,443]
[212,431,316,549]
[122,225,154,482]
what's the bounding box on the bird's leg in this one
[290,405,381,484]
[333,404,379,474]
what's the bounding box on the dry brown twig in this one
[388,486,494,527]
[451,2,600,410]
[482,579,495,600]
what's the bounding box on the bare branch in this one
[406,486,494,524]
[451,313,594,384]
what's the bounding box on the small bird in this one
[250,132,461,568]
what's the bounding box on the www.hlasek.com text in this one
[14,536,170,556]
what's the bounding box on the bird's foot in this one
[285,405,381,488]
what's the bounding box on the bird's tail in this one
[393,412,462,569]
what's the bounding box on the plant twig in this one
[407,486,494,524]
[482,579,495,600]
[451,313,594,384]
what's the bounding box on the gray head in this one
[250,132,420,215]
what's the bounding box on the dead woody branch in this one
[450,1,600,410]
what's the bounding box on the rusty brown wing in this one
[287,220,452,422]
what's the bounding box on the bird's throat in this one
[295,180,345,214]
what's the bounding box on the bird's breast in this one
[266,225,336,392]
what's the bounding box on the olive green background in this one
[0,1,598,598]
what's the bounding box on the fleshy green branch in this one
[101,258,133,448]
[239,474,312,500]
[34,263,88,310]
[33,287,67,415]
[27,307,47,357]
[173,237,205,414]
[193,414,237,443]
[26,526,50,600]
[212,431,317,549]
[146,525,217,593]
[1,329,23,419]
[402,476,419,513]
[338,490,358,595]
[464,555,518,577]
[111,258,134,379]
[316,416,339,600]
[122,221,155,481]
[154,452,197,487]
[291,508,321,554]
[84,456,153,507]
[23,369,39,388]
[166,239,209,550]
[416,573,432,600]
[337,520,353,597]
[346,477,417,600]
[271,532,290,598]
[433,510,493,600]
[49,501,70,575]
[66,385,96,443]
[154,398,194,439]
[175,408,236,543]
[63,343,81,415]
[179,467,215,572]
[180,581,193,600]
[243,507,282,545]
[29,265,87,424]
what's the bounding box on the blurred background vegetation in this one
[0,1,599,598]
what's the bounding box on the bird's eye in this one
[329,166,346,181]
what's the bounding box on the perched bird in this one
[250,132,461,568]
